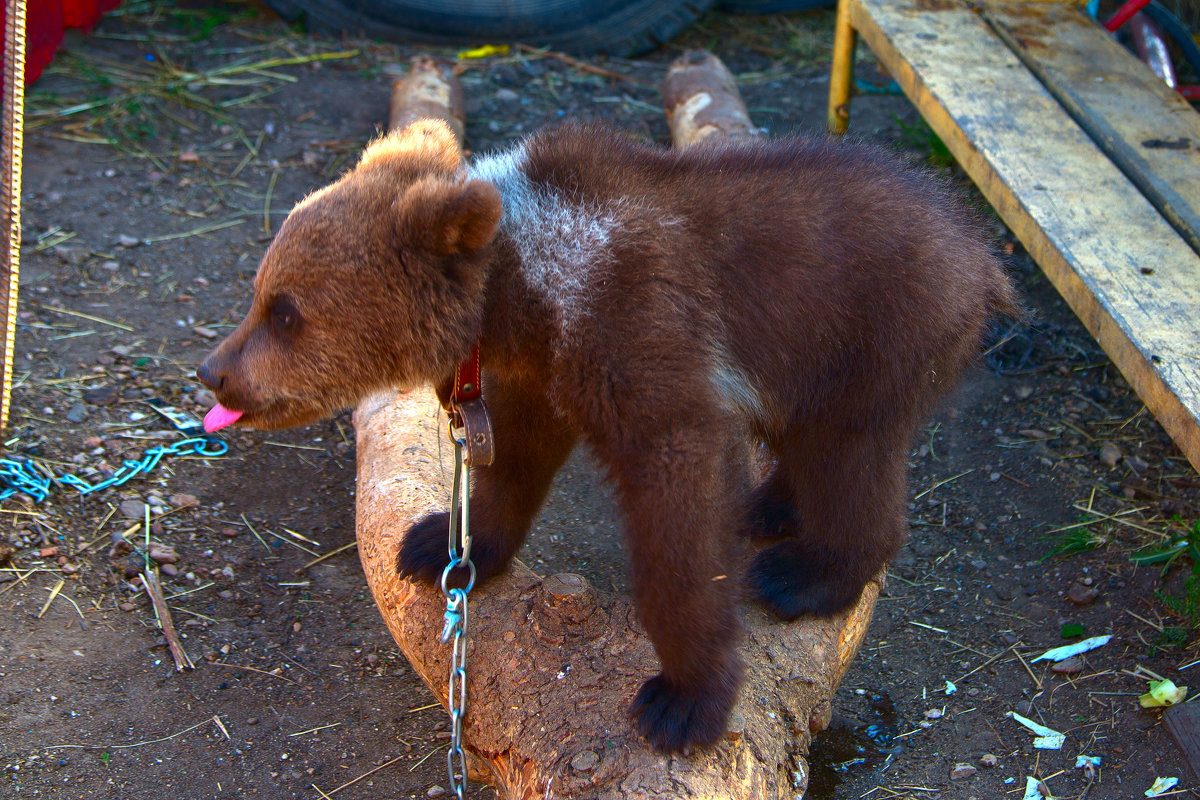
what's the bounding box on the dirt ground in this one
[3,3,1200,799]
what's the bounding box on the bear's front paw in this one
[395,512,511,589]
[629,672,737,754]
[749,544,866,621]
[395,512,457,586]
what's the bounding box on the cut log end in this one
[663,50,759,148]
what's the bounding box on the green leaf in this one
[1131,540,1188,566]
[1060,622,1085,639]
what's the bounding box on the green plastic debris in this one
[1139,679,1187,709]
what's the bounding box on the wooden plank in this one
[1165,701,1200,783]
[983,1,1200,256]
[848,0,1200,472]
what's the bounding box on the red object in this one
[2,0,121,88]
[1104,0,1154,32]
[62,0,119,30]
[1180,85,1200,101]
[450,340,483,405]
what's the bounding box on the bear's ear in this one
[359,119,462,174]
[398,176,502,257]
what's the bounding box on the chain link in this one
[439,432,474,800]
[0,436,228,502]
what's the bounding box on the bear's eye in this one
[270,297,300,333]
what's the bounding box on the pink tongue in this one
[203,404,244,433]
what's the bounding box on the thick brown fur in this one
[198,119,1018,754]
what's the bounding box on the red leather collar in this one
[440,338,494,466]
[451,339,482,405]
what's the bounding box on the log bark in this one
[389,57,466,146]
[354,53,882,799]
[662,51,758,146]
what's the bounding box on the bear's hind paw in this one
[740,490,800,540]
[748,545,867,621]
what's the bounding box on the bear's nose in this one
[196,361,224,391]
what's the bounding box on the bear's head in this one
[196,119,502,431]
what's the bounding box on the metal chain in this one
[0,437,228,502]
[1,0,26,431]
[439,431,475,800]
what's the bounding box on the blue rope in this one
[855,77,903,96]
[0,437,227,502]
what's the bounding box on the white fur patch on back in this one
[469,145,618,343]
[711,355,768,425]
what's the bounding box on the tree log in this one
[388,57,466,146]
[354,53,882,799]
[662,51,758,146]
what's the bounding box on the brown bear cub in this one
[197,119,1017,754]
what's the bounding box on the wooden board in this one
[983,1,1200,256]
[848,0,1200,473]
[1165,701,1200,783]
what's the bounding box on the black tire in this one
[1143,1,1200,79]
[717,0,833,13]
[263,0,717,57]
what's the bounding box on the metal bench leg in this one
[828,0,857,135]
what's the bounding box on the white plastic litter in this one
[1031,635,1112,663]
[1007,711,1066,750]
[1075,754,1100,779]
[1145,777,1179,797]
[1023,776,1051,800]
